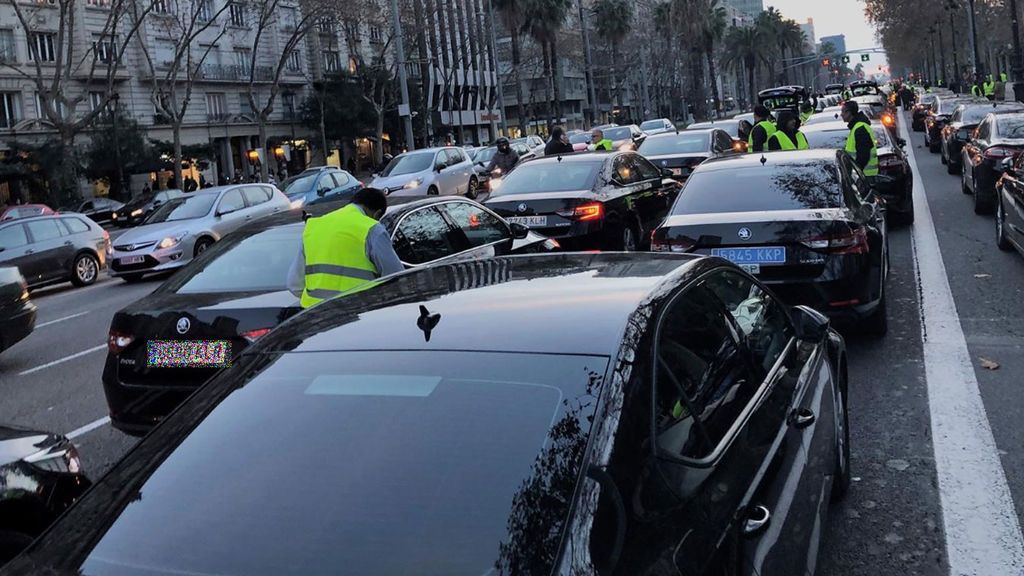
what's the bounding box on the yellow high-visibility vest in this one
[300,203,379,308]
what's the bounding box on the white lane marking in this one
[35,311,90,328]
[66,416,110,440]
[17,344,106,376]
[901,112,1024,573]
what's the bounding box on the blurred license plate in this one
[671,167,690,176]
[119,255,145,265]
[711,246,786,265]
[506,216,548,227]
[147,340,231,368]
[738,264,760,274]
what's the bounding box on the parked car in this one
[996,152,1024,256]
[111,189,184,226]
[511,135,545,151]
[652,149,889,335]
[0,215,109,289]
[63,197,124,225]
[924,95,979,153]
[962,112,1024,214]
[0,267,34,354]
[0,205,54,222]
[600,124,647,150]
[912,93,940,131]
[485,151,680,251]
[101,195,556,435]
[638,128,740,181]
[281,166,362,209]
[371,147,480,199]
[109,184,288,283]
[0,424,90,566]
[8,252,850,576]
[941,101,1024,174]
[686,118,753,150]
[639,118,677,135]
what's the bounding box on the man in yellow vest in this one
[747,105,776,153]
[984,74,996,100]
[840,101,879,176]
[588,128,614,151]
[287,187,404,308]
[766,110,809,151]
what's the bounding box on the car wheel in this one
[947,158,959,175]
[974,175,995,215]
[940,148,947,163]
[427,185,439,196]
[997,195,1013,252]
[0,529,35,566]
[194,237,214,257]
[929,138,941,154]
[830,364,852,502]
[121,273,146,283]
[863,285,888,337]
[962,167,972,194]
[70,253,99,287]
[466,177,479,200]
[620,223,639,252]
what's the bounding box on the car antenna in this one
[302,209,311,222]
[760,154,767,166]
[557,155,563,162]
[417,305,441,342]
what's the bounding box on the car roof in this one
[258,252,706,357]
[0,213,88,226]
[514,151,614,165]
[697,149,840,172]
[649,128,712,138]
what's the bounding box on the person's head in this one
[352,187,388,220]
[776,110,798,133]
[496,137,510,153]
[550,125,565,141]
[841,100,859,123]
[591,129,604,143]
[753,105,771,122]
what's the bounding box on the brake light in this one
[985,146,1018,159]
[651,235,694,253]
[801,228,869,254]
[240,327,273,342]
[107,330,135,354]
[881,114,895,127]
[572,203,604,221]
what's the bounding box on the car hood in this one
[0,425,57,467]
[114,221,197,245]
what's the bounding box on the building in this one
[799,18,816,53]
[724,0,764,19]
[820,34,847,57]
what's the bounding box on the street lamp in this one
[110,92,125,200]
[967,0,981,76]
[1009,0,1023,81]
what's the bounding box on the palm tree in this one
[523,0,572,128]
[493,0,529,134]
[778,20,805,84]
[593,0,633,116]
[696,0,728,116]
[723,25,769,107]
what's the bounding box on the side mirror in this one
[897,138,907,148]
[1001,157,1015,173]
[509,222,530,239]
[216,207,236,217]
[435,162,445,173]
[661,168,674,178]
[791,305,830,342]
[317,187,329,197]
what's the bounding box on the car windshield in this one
[474,147,497,164]
[167,225,300,293]
[72,350,604,576]
[603,126,632,141]
[638,133,709,155]
[490,161,601,196]
[144,194,217,223]
[640,120,667,130]
[382,152,435,176]
[4,207,45,219]
[674,162,843,213]
[851,86,879,96]
[998,117,1024,138]
[282,173,318,197]
[804,128,890,150]
[569,133,591,144]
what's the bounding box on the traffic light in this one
[821,58,831,67]
[861,54,870,62]
[842,55,851,64]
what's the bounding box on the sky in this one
[764,0,889,69]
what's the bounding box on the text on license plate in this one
[710,246,787,265]
[506,216,548,227]
[119,255,145,265]
[147,340,231,368]
[671,167,690,176]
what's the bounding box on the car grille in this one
[111,255,160,272]
[114,240,157,252]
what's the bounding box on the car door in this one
[445,148,470,195]
[0,222,36,284]
[965,118,991,190]
[624,154,676,238]
[1005,154,1024,242]
[432,150,455,195]
[24,218,75,283]
[435,200,514,259]
[212,188,249,237]
[389,205,469,266]
[714,130,737,157]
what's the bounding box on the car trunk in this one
[486,190,603,238]
[645,153,709,180]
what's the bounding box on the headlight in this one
[130,208,143,217]
[290,198,305,209]
[157,233,186,249]
[111,212,118,219]
[404,178,423,189]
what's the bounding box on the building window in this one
[206,92,227,120]
[282,91,295,118]
[369,26,382,44]
[316,17,334,34]
[89,91,107,112]
[35,93,65,119]
[196,0,212,22]
[86,0,112,7]
[322,50,340,73]
[348,56,357,74]
[343,19,360,44]
[152,0,169,13]
[286,49,301,72]
[28,32,56,63]
[232,47,251,70]
[228,2,246,27]
[0,30,15,64]
[0,93,21,129]
[238,92,252,114]
[281,6,297,31]
[93,34,117,63]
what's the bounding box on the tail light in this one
[651,234,694,252]
[240,327,273,342]
[108,329,135,354]
[19,277,28,301]
[801,227,869,254]
[881,114,895,127]
[984,146,1018,160]
[558,202,604,222]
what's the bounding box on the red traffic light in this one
[821,58,831,67]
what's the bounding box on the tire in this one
[427,185,439,196]
[947,159,960,175]
[830,365,852,502]
[620,223,639,252]
[121,273,146,283]
[863,285,888,337]
[0,530,35,566]
[974,175,995,215]
[940,148,947,163]
[962,168,972,195]
[466,177,479,200]
[929,137,941,154]
[997,195,1013,251]
[70,253,99,287]
[193,237,214,257]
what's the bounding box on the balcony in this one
[197,63,275,83]
[207,112,232,122]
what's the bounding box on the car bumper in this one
[0,300,37,352]
[101,352,214,435]
[768,276,882,323]
[874,170,913,214]
[109,247,191,276]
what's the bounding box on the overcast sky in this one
[765,0,889,69]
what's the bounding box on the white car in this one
[640,118,677,135]
[371,146,480,199]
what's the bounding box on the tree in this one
[522,0,572,128]
[722,25,768,107]
[299,73,376,145]
[493,0,529,134]
[83,111,158,186]
[593,0,633,113]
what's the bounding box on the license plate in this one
[738,263,761,274]
[671,167,690,176]
[506,216,548,227]
[119,255,145,265]
[147,340,231,368]
[711,246,787,265]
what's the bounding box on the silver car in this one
[109,184,289,282]
[371,147,479,198]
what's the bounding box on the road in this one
[2,111,1024,574]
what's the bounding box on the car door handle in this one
[788,408,816,429]
[63,241,72,246]
[24,249,33,255]
[742,505,771,537]
[245,214,253,220]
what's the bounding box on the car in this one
[0,215,109,289]
[485,151,681,251]
[824,83,845,95]
[600,124,647,150]
[639,118,676,135]
[848,80,883,97]
[803,105,881,127]
[371,146,480,199]
[0,205,55,222]
[912,93,940,131]
[512,135,545,150]
[686,118,753,150]
[0,424,90,566]
[568,131,592,151]
[111,188,184,226]
[924,95,979,153]
[758,85,812,115]
[651,150,889,335]
[802,120,914,224]
[101,195,557,435]
[109,184,289,283]
[7,251,851,576]
[995,152,1024,255]
[281,166,362,209]
[0,267,34,354]
[962,112,1024,214]
[638,128,741,181]
[62,197,124,226]
[941,101,1024,174]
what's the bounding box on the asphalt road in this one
[3,111,1024,573]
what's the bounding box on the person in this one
[198,173,208,189]
[545,125,574,155]
[183,176,197,192]
[486,137,520,175]
[799,101,814,125]
[766,110,809,151]
[972,79,983,97]
[747,105,776,153]
[840,100,878,177]
[984,74,996,100]
[587,129,613,151]
[287,187,404,308]
[1001,72,1009,83]
[141,182,151,195]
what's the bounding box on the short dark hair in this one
[353,187,388,214]
[754,105,771,119]
[842,100,859,114]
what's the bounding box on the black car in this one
[995,153,1024,255]
[102,196,556,434]
[686,118,753,151]
[6,252,850,576]
[63,197,124,225]
[280,166,361,209]
[825,83,846,96]
[111,188,184,227]
[0,424,90,566]
[485,152,681,251]
[638,128,741,181]
[940,101,1024,174]
[912,93,940,131]
[652,150,889,335]
[962,112,1024,214]
[924,95,978,153]
[0,215,109,289]
[0,267,34,354]
[802,121,914,223]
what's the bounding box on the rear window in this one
[490,161,600,196]
[168,225,300,293]
[638,133,708,155]
[805,127,890,150]
[997,117,1024,138]
[603,126,632,141]
[674,162,843,214]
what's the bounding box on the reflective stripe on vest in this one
[845,122,879,176]
[300,203,379,308]
[984,81,996,96]
[769,131,809,150]
[747,120,776,151]
[972,85,983,96]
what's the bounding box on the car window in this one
[996,117,1024,138]
[26,218,64,242]
[654,283,757,460]
[489,161,601,196]
[155,192,169,203]
[613,156,642,185]
[316,174,333,193]
[334,172,352,187]
[0,223,28,248]
[446,148,465,166]
[715,131,734,151]
[392,206,461,264]
[631,154,662,181]
[978,118,991,140]
[638,133,709,155]
[218,189,246,214]
[702,270,793,375]
[675,161,843,213]
[439,201,508,248]
[81,201,94,211]
[62,217,91,234]
[148,194,217,223]
[243,186,272,206]
[171,225,300,293]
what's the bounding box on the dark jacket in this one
[750,121,771,152]
[544,139,574,156]
[847,112,874,170]
[486,149,520,174]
